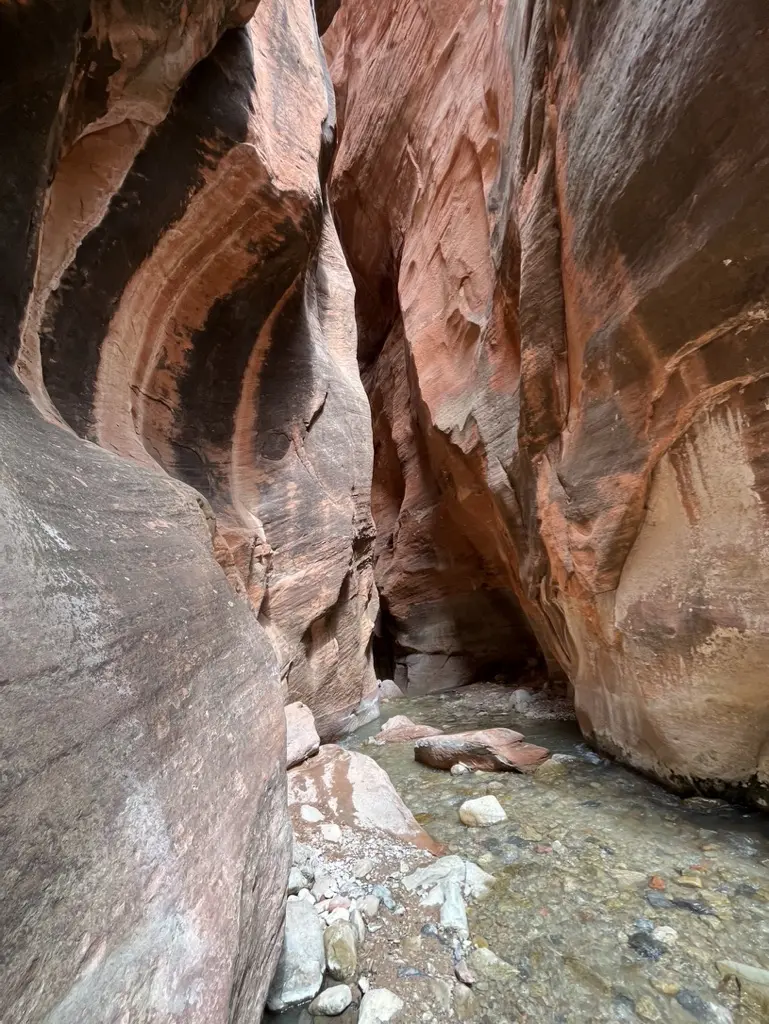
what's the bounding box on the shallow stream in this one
[340,685,769,1023]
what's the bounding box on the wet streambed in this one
[341,685,769,1024]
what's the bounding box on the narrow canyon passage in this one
[1,1,769,1023]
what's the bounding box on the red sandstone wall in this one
[327,0,769,800]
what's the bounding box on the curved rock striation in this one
[327,0,769,798]
[6,0,376,735]
[1,0,371,1020]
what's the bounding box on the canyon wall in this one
[1,0,372,1020]
[327,0,769,798]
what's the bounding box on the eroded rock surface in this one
[327,0,769,796]
[286,701,321,768]
[415,728,549,773]
[6,0,376,743]
[1,0,371,1020]
[0,376,291,1023]
[289,744,442,853]
[374,715,444,744]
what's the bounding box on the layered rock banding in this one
[415,728,550,773]
[10,0,377,741]
[326,0,769,798]
[1,0,373,1021]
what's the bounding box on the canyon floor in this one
[267,685,769,1024]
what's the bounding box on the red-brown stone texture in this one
[1,0,370,1020]
[327,0,769,800]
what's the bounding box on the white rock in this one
[359,988,404,1024]
[651,925,678,946]
[421,883,445,907]
[326,907,351,925]
[288,866,307,895]
[309,984,353,1016]
[450,763,472,776]
[353,857,374,878]
[403,856,466,892]
[463,861,495,899]
[458,795,507,827]
[312,875,338,899]
[301,804,325,823]
[267,900,325,1011]
[360,895,380,919]
[297,887,315,904]
[359,976,370,994]
[320,822,343,843]
[440,880,469,937]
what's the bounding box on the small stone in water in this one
[646,892,673,910]
[676,989,729,1022]
[648,875,666,890]
[669,896,717,916]
[651,979,680,996]
[634,918,655,933]
[651,925,678,946]
[458,795,507,827]
[676,874,703,888]
[451,762,472,776]
[627,931,668,961]
[635,996,662,1022]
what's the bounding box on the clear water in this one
[338,685,769,1023]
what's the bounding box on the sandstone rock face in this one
[7,0,376,742]
[0,376,290,1023]
[286,701,321,768]
[327,1,769,797]
[1,0,371,1020]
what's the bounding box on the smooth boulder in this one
[309,984,354,1015]
[374,715,443,743]
[458,796,507,827]
[415,728,549,772]
[324,920,359,982]
[289,744,442,853]
[267,900,326,1011]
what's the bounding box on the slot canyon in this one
[2,1,769,1023]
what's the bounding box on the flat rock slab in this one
[288,744,442,853]
[414,728,549,772]
[374,715,444,743]
[266,895,326,1011]
[285,701,321,768]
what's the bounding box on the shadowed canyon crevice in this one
[2,0,769,1021]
